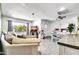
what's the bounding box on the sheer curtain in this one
[27,23,29,35]
[8,20,12,32]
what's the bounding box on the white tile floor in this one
[39,39,59,55]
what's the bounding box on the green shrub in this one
[14,25,26,32]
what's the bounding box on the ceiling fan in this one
[57,15,66,20]
[56,7,71,20]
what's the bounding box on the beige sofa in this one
[1,34,41,55]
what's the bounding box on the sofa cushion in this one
[26,35,36,38]
[17,35,36,38]
[5,33,15,44]
[17,35,26,38]
[12,37,40,44]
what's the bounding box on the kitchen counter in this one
[57,34,79,55]
[58,34,79,49]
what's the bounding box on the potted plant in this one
[67,23,75,34]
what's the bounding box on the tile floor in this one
[39,39,59,55]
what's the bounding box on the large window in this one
[12,22,27,32]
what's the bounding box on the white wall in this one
[0,4,1,36]
[50,16,78,32]
[32,19,41,31]
[1,16,8,33]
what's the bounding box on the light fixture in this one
[59,7,65,11]
[32,13,35,16]
[57,7,70,15]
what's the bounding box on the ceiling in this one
[1,3,79,21]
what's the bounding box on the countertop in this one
[58,34,79,50]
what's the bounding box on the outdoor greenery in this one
[14,25,26,32]
[67,23,75,34]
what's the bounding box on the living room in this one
[1,3,79,55]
